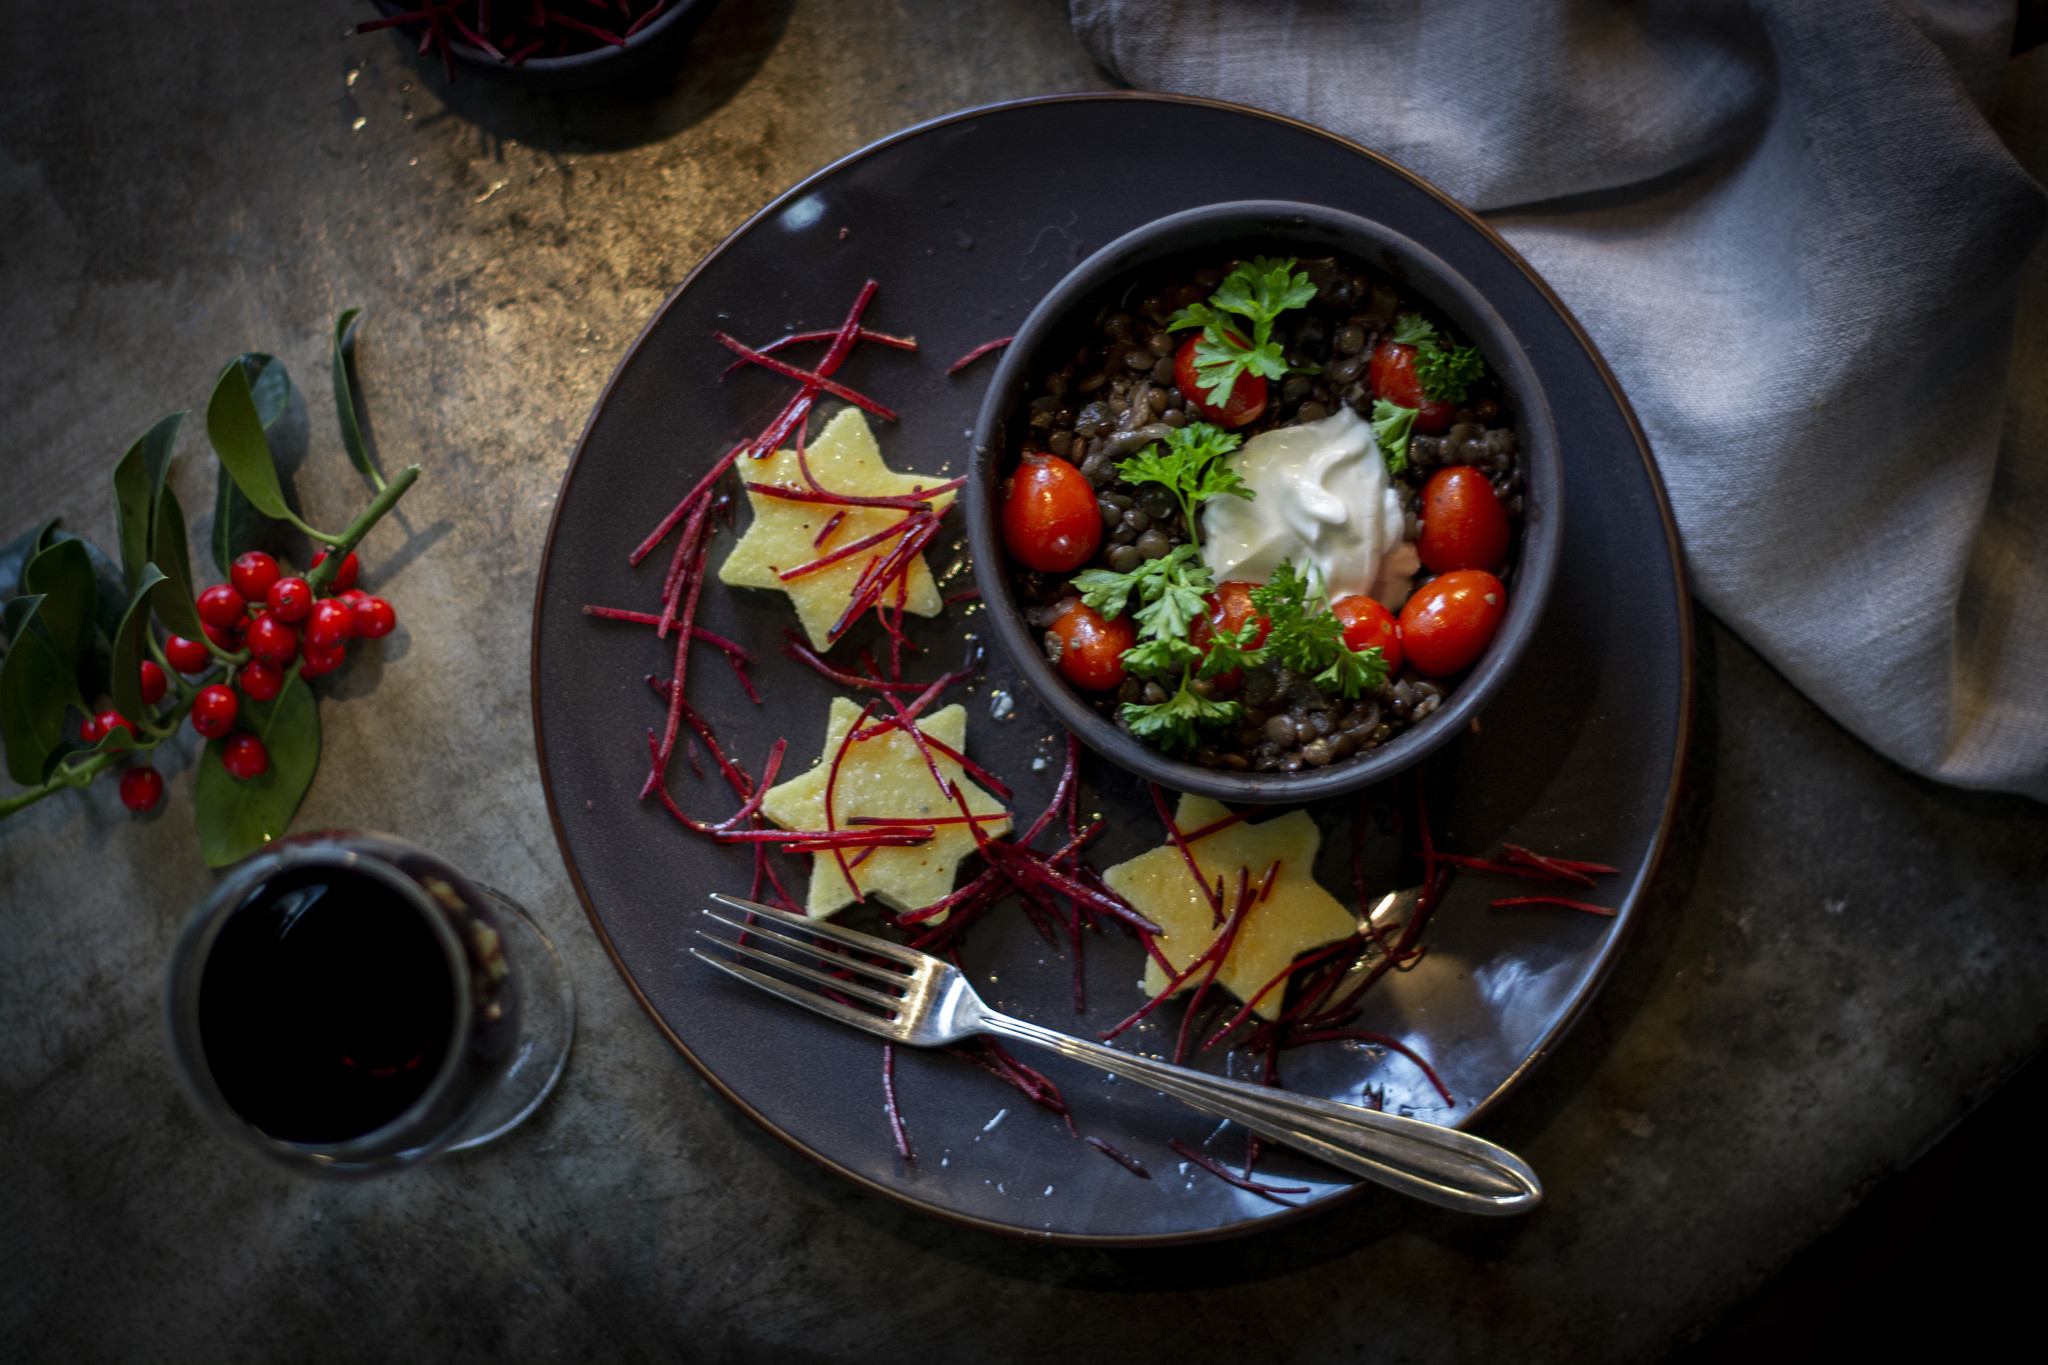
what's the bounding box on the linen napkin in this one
[1071,0,2048,799]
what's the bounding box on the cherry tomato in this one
[1002,456,1102,573]
[1399,570,1506,677]
[1047,601,1134,692]
[1174,334,1266,428]
[1331,595,1403,674]
[1417,466,1510,574]
[1366,341,1456,434]
[1188,580,1271,692]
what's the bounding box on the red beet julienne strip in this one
[1086,1136,1151,1178]
[1490,895,1618,918]
[848,813,1010,827]
[1149,783,1224,921]
[1500,843,1615,882]
[631,440,746,565]
[881,1043,913,1161]
[1283,1029,1457,1106]
[1020,732,1082,847]
[1199,934,1364,1053]
[827,514,942,644]
[583,606,756,658]
[1431,852,1590,886]
[1167,1141,1309,1203]
[657,496,714,636]
[741,481,951,513]
[354,9,432,35]
[811,510,847,549]
[624,0,669,40]
[710,739,785,832]
[780,633,926,693]
[946,336,1013,374]
[775,513,927,582]
[718,326,918,378]
[821,699,883,900]
[714,333,901,423]
[451,16,509,59]
[1174,867,1253,1064]
[906,732,1012,802]
[543,7,627,45]
[728,828,932,847]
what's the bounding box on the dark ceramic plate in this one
[531,93,1691,1246]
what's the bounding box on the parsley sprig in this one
[1112,422,1249,550]
[1165,257,1321,411]
[1246,561,1390,700]
[1371,314,1487,473]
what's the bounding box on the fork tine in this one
[689,949,904,1040]
[709,893,925,966]
[698,909,910,989]
[694,930,906,1014]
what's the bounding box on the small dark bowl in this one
[967,201,1563,805]
[368,0,717,91]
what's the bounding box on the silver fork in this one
[691,893,1541,1215]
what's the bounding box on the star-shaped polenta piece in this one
[760,696,1011,919]
[718,406,954,650]
[1104,794,1357,1020]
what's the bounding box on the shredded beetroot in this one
[946,336,1013,374]
[882,1043,913,1160]
[1086,1136,1151,1178]
[1491,895,1617,917]
[715,332,900,422]
[1168,1140,1309,1203]
[719,326,917,379]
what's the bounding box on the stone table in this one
[3,3,2043,1360]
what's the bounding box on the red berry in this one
[191,684,238,739]
[196,583,247,630]
[313,550,359,591]
[79,715,104,744]
[202,621,244,652]
[222,733,269,781]
[119,766,164,812]
[96,710,136,746]
[266,576,313,623]
[353,596,396,639]
[305,599,357,651]
[339,589,367,607]
[246,614,300,666]
[299,638,346,677]
[237,659,284,702]
[230,552,281,602]
[165,634,211,674]
[138,660,168,706]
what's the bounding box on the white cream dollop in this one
[1200,406,1414,607]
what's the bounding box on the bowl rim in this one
[368,0,703,73]
[966,198,1564,804]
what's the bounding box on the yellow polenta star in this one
[1104,794,1357,1020]
[718,406,954,650]
[760,696,1010,919]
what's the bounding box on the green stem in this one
[0,687,200,819]
[285,509,347,547]
[307,464,421,592]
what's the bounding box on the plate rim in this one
[527,89,1695,1248]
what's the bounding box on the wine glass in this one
[164,831,574,1178]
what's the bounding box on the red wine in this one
[197,865,457,1143]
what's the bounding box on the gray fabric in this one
[1072,0,2048,799]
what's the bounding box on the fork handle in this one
[977,1013,1540,1215]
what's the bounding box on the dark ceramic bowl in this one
[967,200,1563,804]
[368,0,717,91]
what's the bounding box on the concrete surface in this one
[2,2,2044,1360]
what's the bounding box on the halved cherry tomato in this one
[1417,465,1510,573]
[1331,595,1403,674]
[1174,334,1266,428]
[1399,570,1506,676]
[1188,579,1271,692]
[1047,601,1134,692]
[1367,340,1456,433]
[1002,456,1102,572]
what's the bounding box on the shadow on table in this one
[378,0,796,154]
[689,612,1723,1291]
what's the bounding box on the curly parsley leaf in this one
[1163,257,1320,410]
[1415,341,1484,404]
[1371,399,1417,476]
[1315,644,1389,700]
[1123,635,1204,678]
[1196,618,1267,680]
[1074,544,1215,648]
[1116,423,1250,545]
[1123,677,1242,753]
[1244,558,1387,697]
[1072,566,1140,621]
[1389,313,1437,346]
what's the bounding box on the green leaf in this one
[1122,676,1240,753]
[205,360,294,522]
[1072,566,1139,621]
[0,595,67,784]
[112,413,186,593]
[1414,340,1484,404]
[1121,636,1203,678]
[109,565,168,724]
[240,352,292,428]
[0,518,60,616]
[1371,399,1417,476]
[145,555,208,645]
[211,466,254,581]
[1315,644,1390,700]
[1197,618,1267,679]
[1390,314,1437,346]
[331,309,377,482]
[194,671,320,867]
[22,539,96,706]
[150,484,201,628]
[215,355,295,578]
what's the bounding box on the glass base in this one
[445,886,574,1153]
